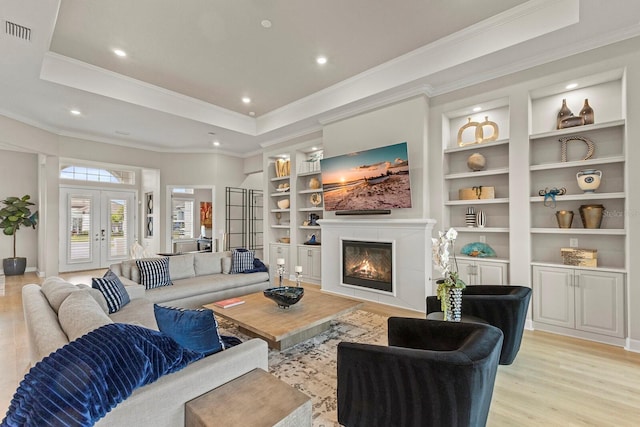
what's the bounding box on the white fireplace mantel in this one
[319,218,436,312]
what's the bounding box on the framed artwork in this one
[200,202,212,227]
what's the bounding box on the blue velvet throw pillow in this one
[136,257,172,289]
[153,305,225,356]
[231,249,255,274]
[91,270,130,313]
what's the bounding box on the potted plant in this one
[432,227,466,321]
[1,195,38,276]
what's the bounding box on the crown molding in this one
[317,85,431,126]
[40,52,257,136]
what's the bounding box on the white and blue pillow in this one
[91,270,130,313]
[153,305,224,356]
[231,249,255,274]
[136,257,172,289]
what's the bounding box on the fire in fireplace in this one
[342,239,393,293]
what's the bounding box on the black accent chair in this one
[426,285,532,365]
[337,318,503,427]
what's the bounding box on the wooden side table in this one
[185,368,312,427]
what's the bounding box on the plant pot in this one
[3,257,26,276]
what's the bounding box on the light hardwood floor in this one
[2,271,640,426]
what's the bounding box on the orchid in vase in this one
[432,227,466,321]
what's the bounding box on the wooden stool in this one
[185,368,311,427]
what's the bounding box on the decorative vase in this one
[277,198,290,209]
[3,257,27,276]
[465,207,476,227]
[467,152,486,171]
[579,204,605,229]
[475,210,486,228]
[579,98,594,125]
[576,169,602,193]
[555,210,574,228]
[444,287,463,322]
[557,99,573,129]
[308,177,321,189]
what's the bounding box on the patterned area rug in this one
[218,310,388,427]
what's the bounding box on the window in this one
[172,198,194,239]
[60,165,135,185]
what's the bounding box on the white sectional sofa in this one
[110,251,271,308]
[21,275,270,427]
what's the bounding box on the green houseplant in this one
[1,195,38,276]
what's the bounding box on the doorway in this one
[59,187,136,272]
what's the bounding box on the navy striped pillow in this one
[92,272,130,313]
[231,249,255,274]
[136,258,173,289]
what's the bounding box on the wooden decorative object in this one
[459,186,495,200]
[457,116,499,147]
[561,247,597,267]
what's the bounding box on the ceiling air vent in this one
[5,20,31,41]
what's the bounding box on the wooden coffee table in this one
[204,287,363,350]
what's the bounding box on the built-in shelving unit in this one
[528,70,627,344]
[264,143,324,283]
[441,98,511,280]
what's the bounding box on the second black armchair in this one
[426,285,532,365]
[337,318,503,427]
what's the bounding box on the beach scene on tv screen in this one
[321,142,412,211]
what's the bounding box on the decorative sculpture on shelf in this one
[538,187,566,208]
[460,242,497,258]
[559,136,595,162]
[457,116,499,147]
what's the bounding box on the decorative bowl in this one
[279,237,290,243]
[263,286,304,308]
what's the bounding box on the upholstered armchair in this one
[337,318,503,427]
[426,285,532,365]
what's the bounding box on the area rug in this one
[217,310,388,427]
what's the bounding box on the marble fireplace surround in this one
[319,218,436,312]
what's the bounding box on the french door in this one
[60,188,136,272]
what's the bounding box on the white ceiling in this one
[1,0,640,156]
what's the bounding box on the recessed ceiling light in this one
[242,97,251,104]
[316,56,327,65]
[566,83,578,89]
[261,20,272,28]
[70,109,81,116]
[249,112,256,116]
[473,106,482,112]
[113,49,127,57]
[311,147,317,150]
[212,141,221,147]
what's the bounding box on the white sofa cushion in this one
[58,290,113,341]
[41,277,79,313]
[169,253,196,280]
[194,252,226,276]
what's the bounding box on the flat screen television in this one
[320,142,412,212]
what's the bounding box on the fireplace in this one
[341,239,394,294]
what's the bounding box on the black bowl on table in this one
[263,286,304,309]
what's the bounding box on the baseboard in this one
[525,318,534,330]
[625,338,640,353]
[0,266,37,276]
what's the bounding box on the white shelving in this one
[441,101,511,268]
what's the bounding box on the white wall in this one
[0,149,39,273]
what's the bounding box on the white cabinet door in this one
[298,246,321,281]
[532,266,575,329]
[456,259,507,285]
[575,270,625,338]
[269,243,290,281]
[477,262,507,285]
[456,259,476,285]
